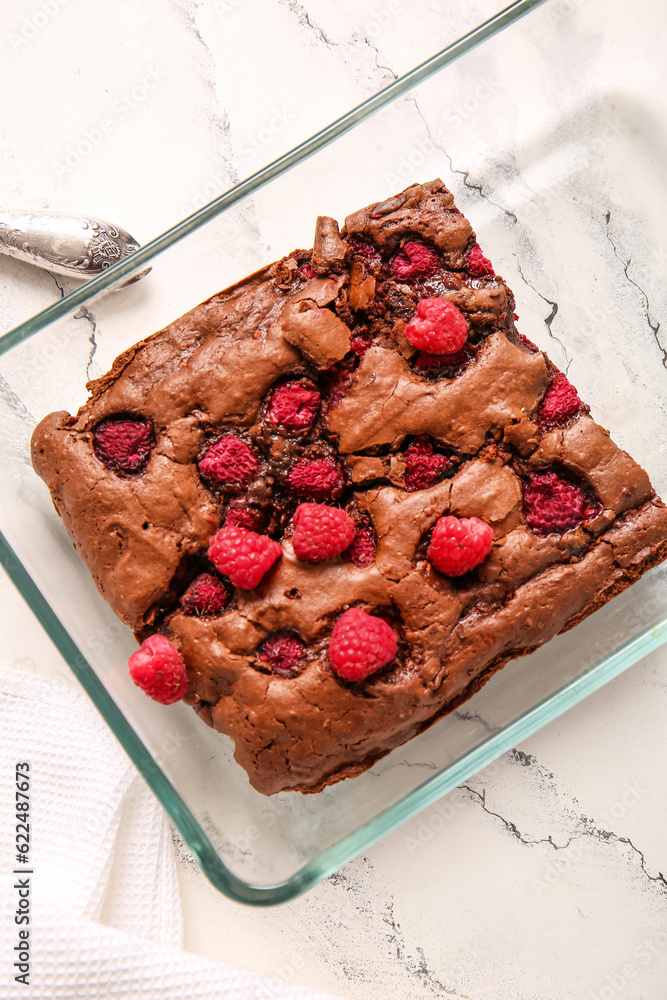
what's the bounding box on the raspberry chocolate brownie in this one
[31,180,667,795]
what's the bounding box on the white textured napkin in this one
[0,665,344,999]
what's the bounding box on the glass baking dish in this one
[2,0,667,904]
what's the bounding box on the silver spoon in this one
[0,210,150,286]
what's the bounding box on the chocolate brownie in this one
[31,180,667,795]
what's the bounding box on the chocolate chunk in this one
[311,215,347,276]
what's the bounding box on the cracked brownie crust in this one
[31,180,667,795]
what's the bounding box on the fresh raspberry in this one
[343,516,377,567]
[207,525,282,589]
[523,471,596,535]
[539,373,583,429]
[224,504,265,532]
[389,241,439,281]
[427,515,494,576]
[349,330,373,355]
[405,297,468,355]
[128,634,188,705]
[198,435,257,487]
[179,573,230,615]
[292,503,356,562]
[258,632,305,678]
[268,381,320,431]
[93,418,153,474]
[287,457,344,498]
[404,436,450,492]
[299,263,313,279]
[467,244,495,278]
[346,236,381,264]
[328,607,398,681]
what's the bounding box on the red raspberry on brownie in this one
[327,361,357,408]
[523,470,595,535]
[389,241,439,281]
[404,436,450,491]
[179,573,230,615]
[349,330,373,355]
[345,236,381,264]
[427,515,494,576]
[287,457,344,498]
[328,607,398,681]
[207,524,282,589]
[539,373,583,429]
[198,435,258,487]
[268,380,321,431]
[93,417,153,474]
[258,632,305,678]
[405,297,468,355]
[292,503,356,562]
[343,515,377,568]
[467,244,495,278]
[223,503,265,532]
[128,634,188,705]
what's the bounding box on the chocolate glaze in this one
[31,179,667,795]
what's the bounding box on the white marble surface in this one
[1,2,667,998]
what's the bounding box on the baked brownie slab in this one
[31,180,667,795]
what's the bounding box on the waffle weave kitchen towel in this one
[0,665,344,999]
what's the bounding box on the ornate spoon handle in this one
[0,210,147,281]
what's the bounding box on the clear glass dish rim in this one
[6,0,666,906]
[0,0,546,359]
[5,529,667,906]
